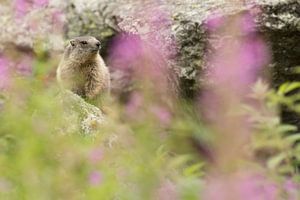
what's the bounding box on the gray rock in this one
[65,1,122,54]
[256,1,300,126]
[257,0,300,87]
[58,90,105,135]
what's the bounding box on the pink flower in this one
[108,34,144,72]
[203,172,280,200]
[34,0,48,7]
[51,10,65,32]
[211,35,269,94]
[206,15,225,31]
[14,0,49,17]
[239,12,256,34]
[88,147,104,164]
[201,12,271,126]
[150,106,172,125]
[108,34,170,96]
[201,12,273,200]
[14,0,30,16]
[210,13,270,94]
[284,179,299,200]
[156,179,178,200]
[89,171,103,186]
[238,174,278,200]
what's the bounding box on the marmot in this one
[57,36,110,102]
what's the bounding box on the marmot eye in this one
[80,41,88,45]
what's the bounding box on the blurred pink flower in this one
[238,174,278,200]
[284,179,299,200]
[108,31,171,98]
[108,34,144,71]
[239,12,256,34]
[139,3,174,58]
[14,0,49,17]
[34,0,48,7]
[208,13,270,96]
[14,0,30,16]
[89,171,103,186]
[156,179,178,200]
[206,15,225,31]
[50,10,65,31]
[211,35,269,94]
[202,12,270,122]
[201,12,273,200]
[203,172,280,200]
[150,106,172,125]
[0,56,10,90]
[88,147,104,164]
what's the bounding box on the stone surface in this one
[256,1,300,126]
[58,90,105,135]
[0,1,65,52]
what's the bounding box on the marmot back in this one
[57,36,110,101]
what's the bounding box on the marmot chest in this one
[73,63,100,85]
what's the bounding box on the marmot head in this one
[67,36,101,63]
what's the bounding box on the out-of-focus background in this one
[0,0,300,199]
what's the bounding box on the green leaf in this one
[155,145,168,160]
[277,124,297,134]
[277,83,288,96]
[169,155,192,169]
[183,163,204,177]
[277,82,300,96]
[267,153,286,170]
[277,165,295,175]
[285,134,300,144]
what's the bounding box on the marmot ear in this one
[70,39,76,47]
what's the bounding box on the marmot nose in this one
[96,42,101,48]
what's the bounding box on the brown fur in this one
[56,36,110,101]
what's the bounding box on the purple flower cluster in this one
[207,13,270,96]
